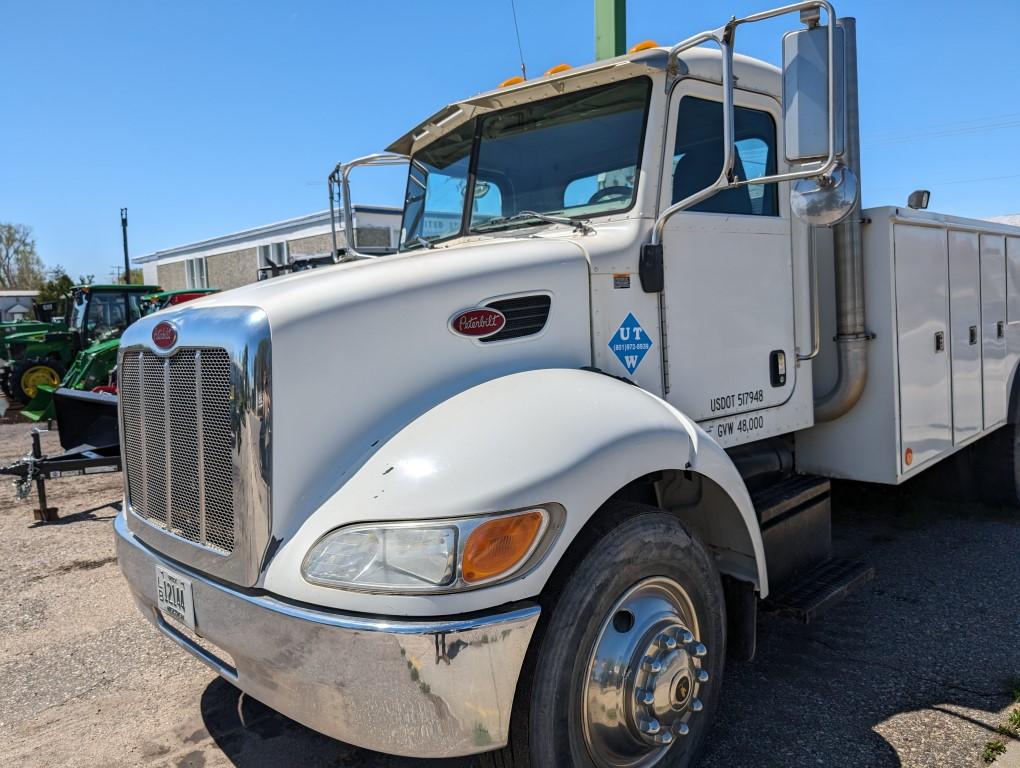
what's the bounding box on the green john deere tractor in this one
[0,298,66,352]
[1,284,158,406]
[20,286,218,422]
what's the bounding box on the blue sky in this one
[3,0,1018,279]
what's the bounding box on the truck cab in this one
[114,4,1020,766]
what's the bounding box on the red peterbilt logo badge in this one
[450,308,506,338]
[151,321,177,349]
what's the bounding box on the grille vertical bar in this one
[122,348,235,553]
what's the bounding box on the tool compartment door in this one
[948,230,982,444]
[895,224,951,471]
[659,83,794,424]
[980,234,1008,428]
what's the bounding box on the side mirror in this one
[783,22,844,162]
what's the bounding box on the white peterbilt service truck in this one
[115,3,1020,766]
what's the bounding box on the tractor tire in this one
[479,503,726,768]
[8,359,64,404]
[0,366,13,399]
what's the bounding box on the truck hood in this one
[122,237,594,546]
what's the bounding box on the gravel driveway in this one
[1,414,1017,767]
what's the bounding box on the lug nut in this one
[654,731,674,746]
[642,656,663,673]
[637,688,654,706]
[689,642,707,658]
[673,722,690,736]
[690,698,703,712]
[656,633,677,651]
[676,628,694,644]
[696,669,709,683]
[639,719,661,735]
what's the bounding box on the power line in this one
[866,112,1020,145]
[867,172,1020,193]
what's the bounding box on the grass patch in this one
[983,739,1007,763]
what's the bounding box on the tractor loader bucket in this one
[49,388,119,451]
[21,384,56,422]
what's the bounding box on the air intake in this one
[482,295,551,342]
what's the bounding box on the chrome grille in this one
[121,348,235,553]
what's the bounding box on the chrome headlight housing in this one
[301,506,561,593]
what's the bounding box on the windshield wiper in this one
[414,236,436,250]
[474,210,593,234]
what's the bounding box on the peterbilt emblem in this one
[450,308,506,338]
[152,321,177,349]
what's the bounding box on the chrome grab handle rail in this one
[328,153,411,262]
[652,0,839,246]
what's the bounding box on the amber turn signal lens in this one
[628,40,659,53]
[461,510,545,584]
[499,75,526,88]
[544,63,571,75]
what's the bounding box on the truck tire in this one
[969,421,1020,506]
[480,504,726,768]
[9,359,64,404]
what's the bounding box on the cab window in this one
[671,97,779,216]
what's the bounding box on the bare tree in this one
[0,223,45,289]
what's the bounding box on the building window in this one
[186,257,208,288]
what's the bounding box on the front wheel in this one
[10,359,64,404]
[489,504,727,767]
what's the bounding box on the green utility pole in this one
[594,0,626,59]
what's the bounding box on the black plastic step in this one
[763,558,875,623]
[753,474,832,589]
[752,473,830,527]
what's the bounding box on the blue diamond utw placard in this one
[609,313,652,374]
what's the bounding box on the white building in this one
[0,290,39,322]
[135,207,401,291]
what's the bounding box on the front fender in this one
[264,369,765,616]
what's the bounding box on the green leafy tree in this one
[37,266,75,302]
[118,268,144,284]
[0,222,45,289]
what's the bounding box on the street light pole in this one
[120,208,130,284]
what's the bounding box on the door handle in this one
[934,331,945,353]
[997,320,1005,339]
[969,325,978,345]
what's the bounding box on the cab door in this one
[658,81,794,431]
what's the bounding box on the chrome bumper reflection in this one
[115,511,540,758]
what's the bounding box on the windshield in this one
[399,77,651,248]
[70,291,144,337]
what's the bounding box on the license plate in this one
[155,565,196,630]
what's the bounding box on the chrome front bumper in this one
[115,512,540,758]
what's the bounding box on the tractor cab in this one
[67,284,157,348]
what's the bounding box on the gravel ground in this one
[1,412,1018,767]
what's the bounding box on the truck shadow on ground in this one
[198,480,1020,768]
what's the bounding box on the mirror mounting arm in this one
[328,153,411,263]
[651,0,840,247]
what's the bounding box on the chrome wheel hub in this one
[582,577,708,767]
